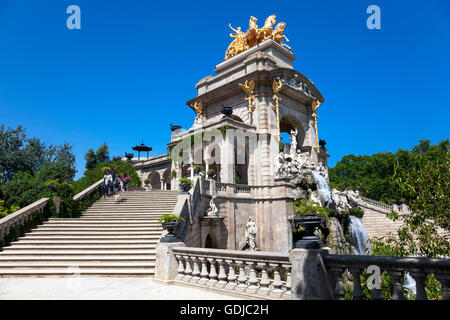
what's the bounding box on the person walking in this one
[114,174,123,204]
[103,170,112,198]
[122,172,130,192]
[110,168,116,195]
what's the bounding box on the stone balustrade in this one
[323,254,450,300]
[0,198,49,244]
[171,246,291,299]
[72,179,104,200]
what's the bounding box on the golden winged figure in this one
[191,101,203,118]
[272,79,283,110]
[239,80,256,114]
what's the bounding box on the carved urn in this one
[289,215,325,249]
[160,221,181,243]
[221,104,233,118]
[179,182,191,193]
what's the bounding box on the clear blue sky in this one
[0,0,449,179]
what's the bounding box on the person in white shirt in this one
[103,170,113,198]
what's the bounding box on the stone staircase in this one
[0,190,178,276]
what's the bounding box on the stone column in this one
[289,248,331,300]
[154,242,185,282]
[220,130,235,183]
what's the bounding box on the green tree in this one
[84,142,110,170]
[0,125,48,182]
[370,140,449,257]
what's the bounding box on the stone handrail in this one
[172,246,291,299]
[0,198,49,243]
[323,254,450,300]
[360,196,393,211]
[215,182,253,195]
[73,179,104,201]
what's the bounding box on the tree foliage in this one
[329,139,449,204]
[371,139,449,258]
[84,143,110,170]
[0,125,77,210]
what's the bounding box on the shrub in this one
[291,199,328,219]
[170,170,177,179]
[158,214,185,224]
[179,178,193,187]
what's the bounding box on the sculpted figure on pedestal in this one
[244,217,258,251]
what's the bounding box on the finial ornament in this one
[239,80,256,114]
[225,15,290,59]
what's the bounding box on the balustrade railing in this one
[172,247,291,299]
[216,182,227,192]
[0,198,49,246]
[360,196,394,212]
[323,254,450,300]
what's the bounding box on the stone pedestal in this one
[155,242,185,282]
[289,248,331,300]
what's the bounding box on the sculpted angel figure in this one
[272,22,291,50]
[225,24,247,59]
[191,101,203,119]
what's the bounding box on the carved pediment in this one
[270,69,324,103]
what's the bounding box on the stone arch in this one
[182,164,191,178]
[204,233,218,248]
[147,171,161,190]
[232,103,251,124]
[230,115,244,123]
[279,114,306,148]
[162,168,171,190]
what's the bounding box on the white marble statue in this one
[289,128,298,155]
[245,217,258,251]
[205,194,219,217]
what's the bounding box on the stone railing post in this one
[257,262,271,297]
[206,258,218,287]
[289,248,331,300]
[190,257,201,284]
[409,271,427,300]
[235,260,248,292]
[216,259,228,289]
[270,264,284,298]
[198,257,209,286]
[155,242,186,283]
[245,261,259,295]
[387,270,405,300]
[225,260,237,291]
[183,255,193,282]
[348,267,364,300]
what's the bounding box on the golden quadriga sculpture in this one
[225,15,291,60]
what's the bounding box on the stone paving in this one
[0,277,239,300]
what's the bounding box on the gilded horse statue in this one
[225,15,291,60]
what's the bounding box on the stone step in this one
[0,261,155,267]
[0,268,155,276]
[26,230,161,235]
[46,219,162,224]
[0,254,155,260]
[35,227,161,231]
[2,245,157,250]
[12,240,159,245]
[18,235,161,240]
[37,223,162,228]
[0,249,156,255]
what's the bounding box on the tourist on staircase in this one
[114,174,123,204]
[109,168,116,195]
[122,172,130,191]
[103,170,112,198]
